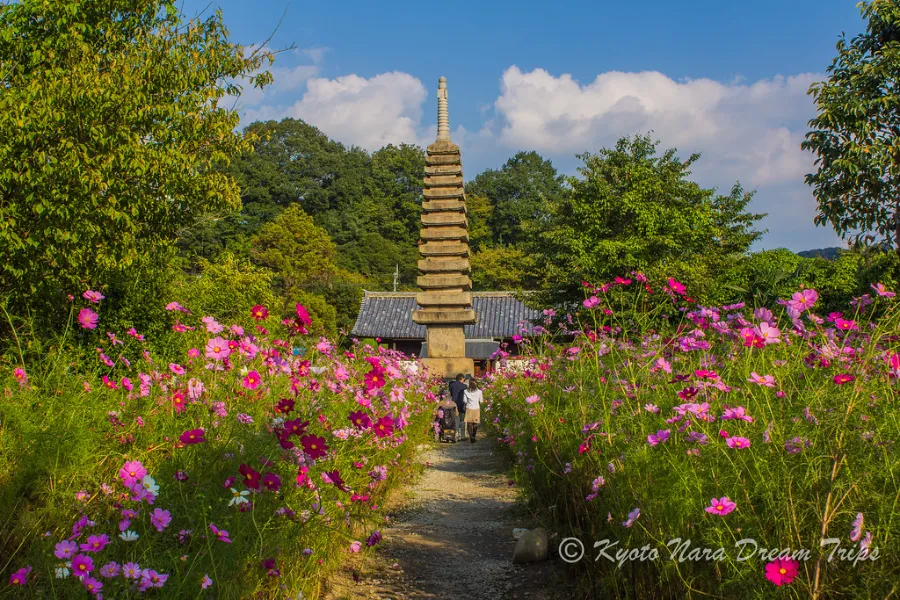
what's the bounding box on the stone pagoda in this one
[412,77,476,378]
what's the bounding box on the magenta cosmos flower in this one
[77,308,99,329]
[83,290,105,303]
[9,566,31,585]
[72,554,94,577]
[705,497,736,516]
[348,410,372,430]
[833,374,855,385]
[80,534,111,553]
[726,436,751,449]
[179,429,205,445]
[205,337,231,360]
[55,539,78,559]
[765,557,799,586]
[301,434,328,459]
[373,415,395,438]
[242,370,261,390]
[251,305,269,321]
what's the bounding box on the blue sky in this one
[183,0,865,251]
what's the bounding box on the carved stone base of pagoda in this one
[420,357,474,379]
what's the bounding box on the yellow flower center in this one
[716,505,723,511]
[214,346,220,352]
[779,568,786,575]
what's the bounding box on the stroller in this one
[435,393,459,443]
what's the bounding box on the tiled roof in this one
[350,291,542,339]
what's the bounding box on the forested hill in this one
[797,247,842,260]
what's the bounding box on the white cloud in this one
[299,46,329,64]
[268,72,429,151]
[493,66,819,187]
[236,65,843,250]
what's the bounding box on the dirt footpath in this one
[325,436,569,599]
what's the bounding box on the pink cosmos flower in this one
[209,523,232,543]
[349,541,363,553]
[99,562,120,578]
[787,288,817,312]
[834,317,858,331]
[202,574,213,589]
[82,576,103,595]
[83,290,105,303]
[242,370,261,390]
[80,534,111,553]
[205,337,230,360]
[525,395,540,404]
[9,566,31,585]
[150,508,172,532]
[583,296,600,308]
[667,278,686,295]
[78,308,99,329]
[123,562,141,579]
[726,436,751,449]
[169,363,185,376]
[871,283,895,297]
[647,430,670,446]
[705,497,736,516]
[722,406,753,423]
[120,460,147,486]
[748,372,776,387]
[765,557,799,586]
[165,301,189,313]
[622,507,640,528]
[55,539,78,559]
[850,513,864,542]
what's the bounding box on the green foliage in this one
[538,134,766,308]
[0,0,272,322]
[466,151,565,247]
[471,246,541,291]
[250,204,338,293]
[170,252,278,324]
[804,0,900,251]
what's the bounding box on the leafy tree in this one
[368,144,425,245]
[250,205,337,293]
[0,0,272,321]
[471,246,541,291]
[466,151,565,246]
[804,0,900,254]
[466,193,495,252]
[539,134,766,308]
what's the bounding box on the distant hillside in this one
[797,247,842,260]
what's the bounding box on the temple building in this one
[350,290,541,377]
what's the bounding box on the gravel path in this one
[325,435,568,599]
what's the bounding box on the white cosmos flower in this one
[119,530,140,542]
[229,488,250,507]
[310,366,327,375]
[55,567,70,579]
[141,475,159,495]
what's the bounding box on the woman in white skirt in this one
[463,379,483,443]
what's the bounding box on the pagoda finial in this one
[437,76,450,141]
